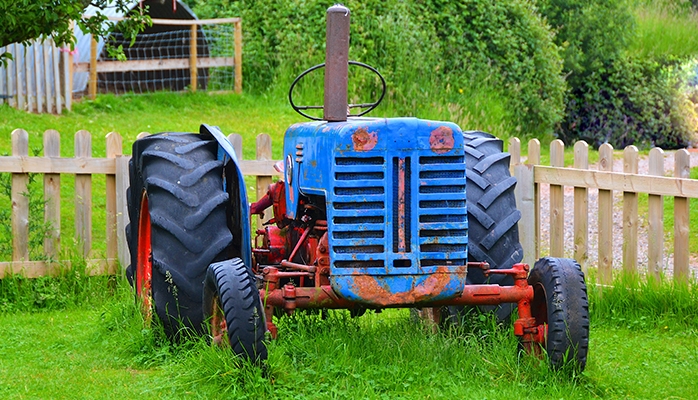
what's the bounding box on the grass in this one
[0,273,697,399]
[629,1,698,59]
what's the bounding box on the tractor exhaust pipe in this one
[324,4,350,122]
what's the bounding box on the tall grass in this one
[630,1,698,59]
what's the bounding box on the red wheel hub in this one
[210,296,228,346]
[136,193,153,324]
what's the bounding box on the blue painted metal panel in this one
[283,117,470,306]
[201,124,252,269]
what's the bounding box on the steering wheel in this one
[289,61,386,121]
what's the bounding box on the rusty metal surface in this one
[351,127,378,151]
[429,126,455,154]
[323,4,350,122]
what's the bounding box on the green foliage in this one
[539,0,697,148]
[0,0,151,65]
[189,0,566,137]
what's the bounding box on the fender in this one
[199,124,252,269]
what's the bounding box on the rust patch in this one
[429,126,454,154]
[352,127,378,151]
[350,266,466,307]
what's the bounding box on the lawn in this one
[0,279,696,399]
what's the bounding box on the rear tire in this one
[440,132,523,325]
[203,258,267,362]
[528,257,589,372]
[126,133,233,337]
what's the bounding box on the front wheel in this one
[203,258,267,362]
[528,257,590,372]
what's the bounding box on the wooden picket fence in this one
[0,129,278,278]
[1,131,695,285]
[509,138,696,284]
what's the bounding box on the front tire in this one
[203,258,267,362]
[528,257,590,372]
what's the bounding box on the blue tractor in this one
[126,5,589,371]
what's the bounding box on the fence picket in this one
[256,133,273,228]
[622,146,639,275]
[44,41,53,112]
[674,149,690,283]
[528,139,541,260]
[228,133,243,161]
[75,130,93,257]
[11,129,29,262]
[25,46,33,113]
[598,143,614,284]
[34,44,43,113]
[52,42,61,114]
[648,148,665,280]
[550,140,565,257]
[44,130,61,257]
[106,132,122,272]
[574,141,589,272]
[15,44,24,111]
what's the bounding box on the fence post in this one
[190,24,198,92]
[116,155,131,271]
[228,133,243,162]
[234,19,243,94]
[622,146,638,276]
[89,36,97,100]
[648,148,664,280]
[75,130,93,257]
[674,149,690,283]
[515,163,535,268]
[573,141,589,272]
[44,130,61,258]
[11,129,29,262]
[509,137,520,175]
[15,43,24,111]
[25,42,34,113]
[106,132,122,273]
[549,140,565,257]
[34,44,42,113]
[528,138,541,260]
[598,143,614,284]
[256,133,273,228]
[44,40,52,112]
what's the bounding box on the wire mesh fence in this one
[93,22,238,94]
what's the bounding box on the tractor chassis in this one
[259,262,543,351]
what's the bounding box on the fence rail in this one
[1,132,695,285]
[0,130,278,278]
[510,138,694,284]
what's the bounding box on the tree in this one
[0,0,155,65]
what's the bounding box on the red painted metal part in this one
[259,262,544,348]
[136,193,153,324]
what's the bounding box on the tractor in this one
[126,5,589,371]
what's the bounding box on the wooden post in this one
[509,137,520,173]
[549,139,565,257]
[11,129,29,262]
[75,130,93,257]
[528,138,541,260]
[44,40,53,112]
[116,155,131,271]
[674,149,690,283]
[648,148,664,280]
[106,132,122,273]
[573,141,589,272]
[15,43,24,111]
[190,24,198,92]
[256,133,273,229]
[34,43,42,113]
[515,163,535,267]
[89,36,97,100]
[228,133,243,162]
[622,146,638,275]
[25,42,34,113]
[234,19,242,94]
[53,41,62,114]
[44,130,61,258]
[598,143,614,284]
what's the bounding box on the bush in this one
[540,0,696,148]
[191,0,566,138]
